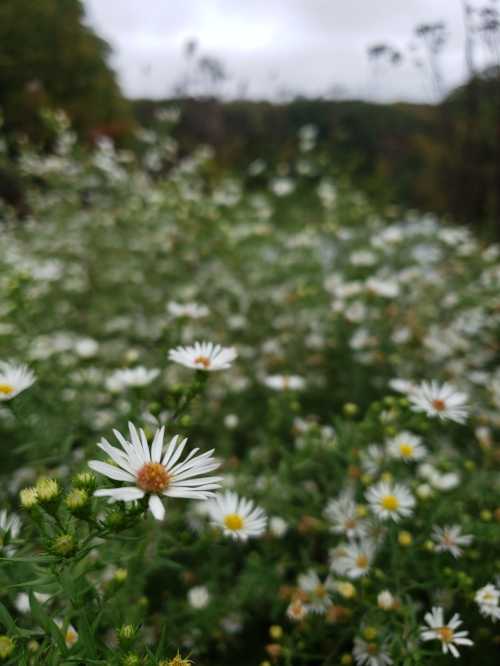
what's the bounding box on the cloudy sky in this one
[83,0,475,103]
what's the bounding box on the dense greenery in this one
[0,114,499,665]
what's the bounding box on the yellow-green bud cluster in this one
[0,636,15,659]
[36,477,60,503]
[73,471,96,491]
[19,487,38,509]
[65,488,89,513]
[51,533,76,557]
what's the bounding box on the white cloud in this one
[83,0,468,102]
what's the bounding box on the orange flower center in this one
[437,627,454,643]
[0,384,14,395]
[356,554,369,568]
[314,584,327,599]
[136,463,170,493]
[194,355,211,368]
[366,643,379,655]
[432,398,446,411]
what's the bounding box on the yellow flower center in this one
[381,494,399,511]
[224,513,244,531]
[355,554,369,569]
[0,384,14,395]
[136,463,170,493]
[432,398,446,411]
[366,643,379,655]
[65,628,78,647]
[194,355,211,368]
[437,627,454,643]
[314,584,327,598]
[399,443,414,458]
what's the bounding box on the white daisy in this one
[106,367,160,392]
[409,381,468,424]
[0,362,36,401]
[207,491,267,540]
[167,301,209,319]
[168,341,237,371]
[188,585,210,609]
[263,375,305,391]
[431,525,473,558]
[324,493,367,538]
[89,423,221,521]
[377,590,395,610]
[365,481,415,522]
[420,607,473,657]
[330,539,377,579]
[297,569,335,614]
[386,431,427,462]
[474,584,500,622]
[353,638,393,666]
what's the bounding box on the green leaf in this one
[29,591,66,653]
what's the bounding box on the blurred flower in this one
[169,342,237,371]
[386,431,427,462]
[474,584,500,622]
[431,525,473,558]
[208,491,267,541]
[188,585,210,609]
[0,362,35,401]
[365,481,415,522]
[409,381,468,424]
[420,607,473,657]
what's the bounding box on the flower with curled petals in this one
[89,423,222,520]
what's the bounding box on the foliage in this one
[0,115,499,665]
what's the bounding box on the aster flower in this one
[297,570,335,614]
[167,301,209,319]
[0,362,36,401]
[263,374,305,391]
[474,584,500,622]
[353,637,393,666]
[89,423,221,521]
[324,493,367,538]
[409,381,468,424]
[386,431,427,462]
[168,342,237,371]
[207,491,267,540]
[431,525,473,558]
[106,367,160,392]
[330,539,377,579]
[420,607,473,657]
[365,481,415,522]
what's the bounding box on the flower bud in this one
[36,477,60,504]
[20,487,38,509]
[118,624,137,648]
[73,471,96,492]
[65,488,90,515]
[0,636,15,659]
[51,533,76,557]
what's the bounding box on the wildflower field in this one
[0,116,499,666]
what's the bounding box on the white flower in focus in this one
[420,607,473,657]
[409,381,468,424]
[169,342,237,371]
[208,491,267,540]
[353,637,393,666]
[0,362,36,401]
[167,301,209,319]
[188,585,210,609]
[263,375,305,391]
[474,584,500,622]
[431,525,473,558]
[386,431,427,462]
[89,423,221,521]
[365,481,415,522]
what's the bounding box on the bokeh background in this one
[0,0,499,232]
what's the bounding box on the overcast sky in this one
[83,0,478,103]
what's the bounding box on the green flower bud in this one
[36,477,60,504]
[73,471,97,491]
[0,636,15,659]
[118,624,137,647]
[20,486,38,509]
[65,488,89,514]
[51,533,76,557]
